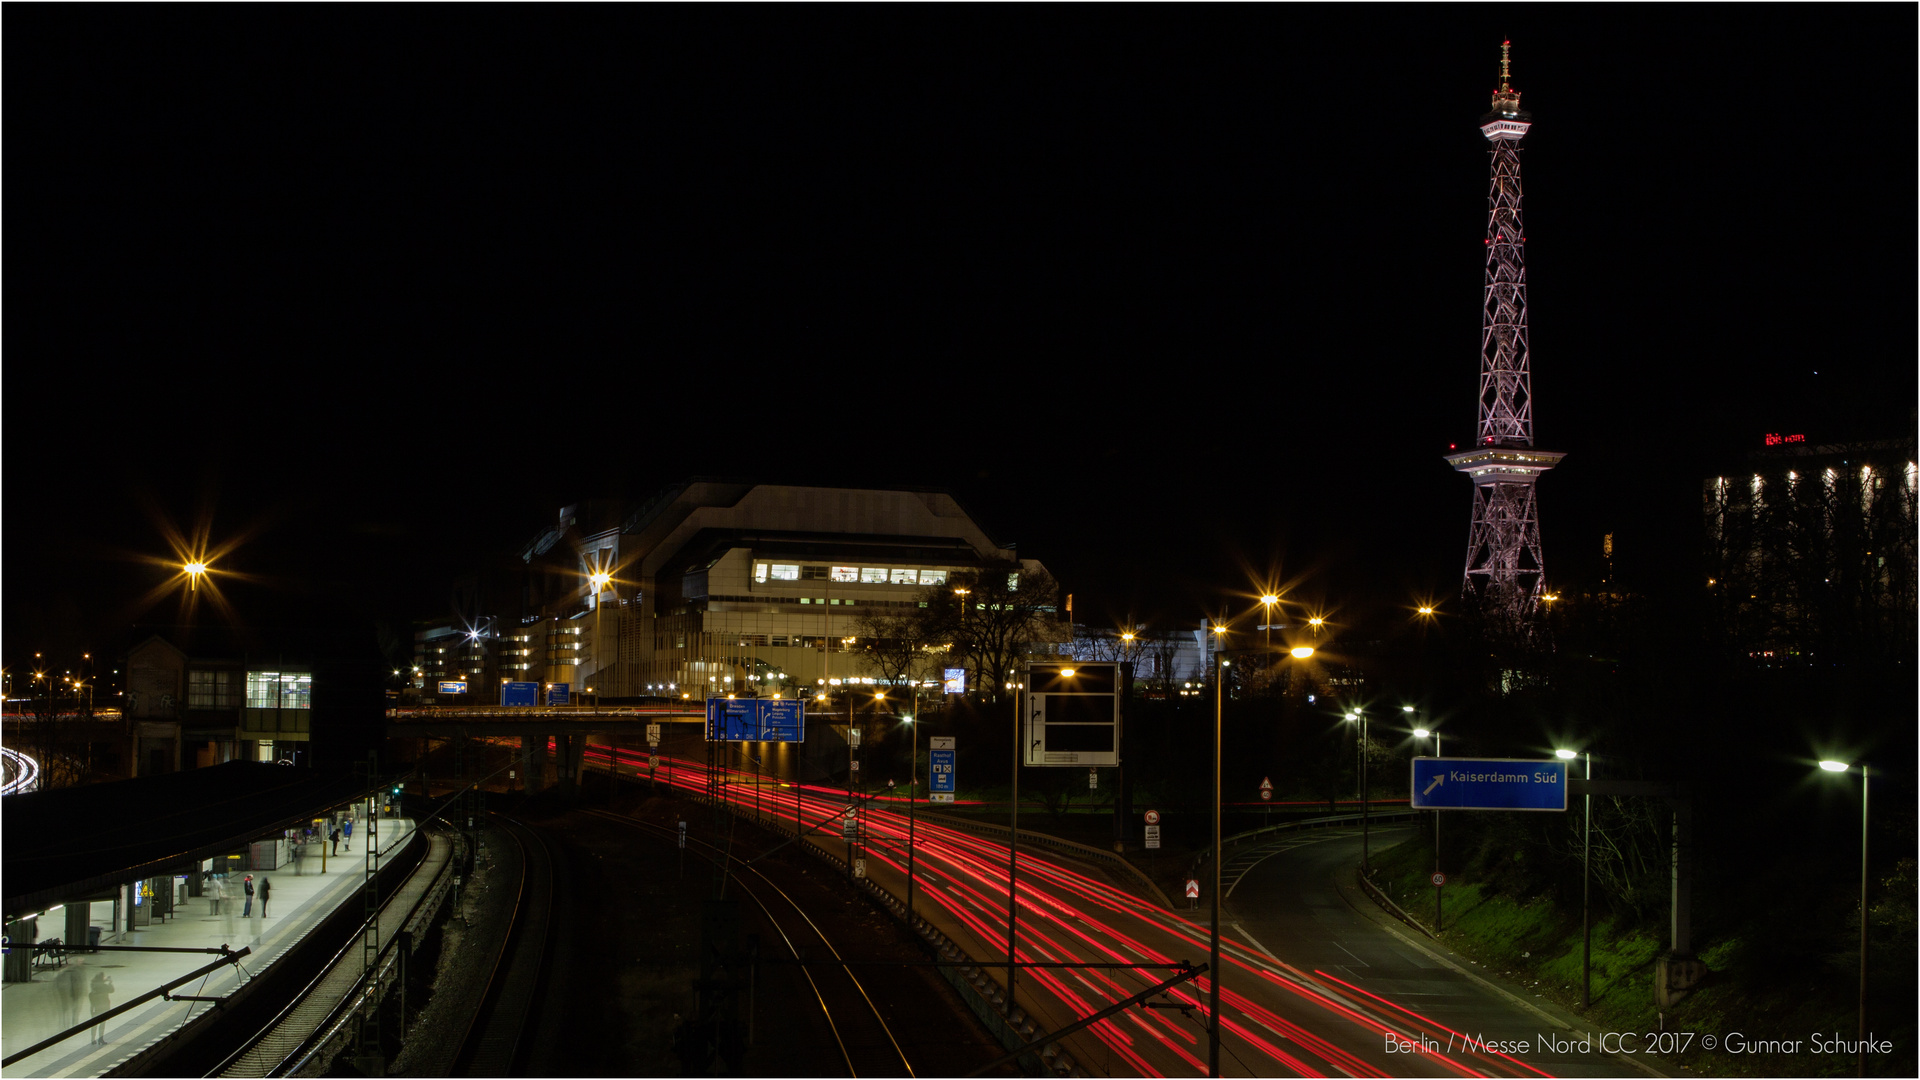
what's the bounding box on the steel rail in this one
[583,809,916,1078]
[449,814,555,1077]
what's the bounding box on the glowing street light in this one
[184,561,208,590]
[1289,646,1315,659]
[1818,758,1873,1075]
[1345,709,1371,870]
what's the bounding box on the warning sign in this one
[1185,879,1200,899]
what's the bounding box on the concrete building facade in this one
[413,482,1063,702]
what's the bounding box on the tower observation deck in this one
[1445,42,1563,636]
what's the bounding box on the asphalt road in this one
[618,746,1674,1078]
[1227,826,1653,1079]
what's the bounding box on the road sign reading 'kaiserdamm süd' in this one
[1409,757,1568,811]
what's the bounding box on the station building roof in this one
[3,761,381,917]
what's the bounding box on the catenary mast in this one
[1444,41,1564,636]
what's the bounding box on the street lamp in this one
[184,561,207,591]
[1210,648,1229,1077]
[904,698,919,923]
[1346,710,1370,872]
[1556,747,1594,1006]
[1819,758,1871,1077]
[1414,720,1444,929]
[1259,595,1279,658]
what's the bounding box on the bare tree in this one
[848,609,929,688]
[913,564,1065,699]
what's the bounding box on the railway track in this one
[580,808,916,1078]
[451,813,557,1077]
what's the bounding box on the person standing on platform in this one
[88,972,114,1043]
[241,875,255,918]
[259,877,272,918]
[342,818,353,852]
[57,962,84,1029]
[329,826,340,855]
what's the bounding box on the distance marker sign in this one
[1409,757,1567,812]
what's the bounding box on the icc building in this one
[412,481,1060,702]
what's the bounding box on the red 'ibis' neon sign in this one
[1763,433,1806,446]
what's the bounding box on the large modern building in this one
[1704,436,1916,663]
[412,481,1064,702]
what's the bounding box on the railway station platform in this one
[2,819,418,1077]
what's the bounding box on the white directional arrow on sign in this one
[1422,774,1444,796]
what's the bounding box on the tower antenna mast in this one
[1444,41,1564,639]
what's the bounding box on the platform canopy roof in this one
[3,761,388,917]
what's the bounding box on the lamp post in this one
[1412,712,1445,929]
[1556,747,1592,1006]
[905,688,918,923]
[1819,759,1871,1078]
[1346,710,1370,873]
[1259,595,1278,667]
[1210,648,1227,1078]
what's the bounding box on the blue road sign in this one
[930,748,956,799]
[547,682,571,706]
[1410,757,1567,811]
[502,681,539,707]
[437,681,468,694]
[705,698,807,743]
[759,698,804,742]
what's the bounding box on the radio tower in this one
[1444,42,1564,637]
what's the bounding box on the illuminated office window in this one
[861,567,888,583]
[832,566,859,582]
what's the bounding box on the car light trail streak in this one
[582,745,1531,1077]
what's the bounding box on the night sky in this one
[7,7,1915,662]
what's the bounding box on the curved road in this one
[593,747,1672,1077]
[1228,826,1651,1078]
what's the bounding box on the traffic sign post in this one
[1143,824,1161,849]
[1410,757,1568,812]
[1185,878,1200,909]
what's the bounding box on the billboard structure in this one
[1020,661,1120,767]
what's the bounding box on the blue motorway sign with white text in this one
[759,698,803,742]
[547,682,570,706]
[705,698,807,743]
[501,681,539,707]
[929,749,956,795]
[1410,757,1567,812]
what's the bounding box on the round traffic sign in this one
[1144,809,1161,825]
[1431,872,1447,887]
[1260,790,1271,801]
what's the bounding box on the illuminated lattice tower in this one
[1444,42,1564,637]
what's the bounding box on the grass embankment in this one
[1371,835,1904,1078]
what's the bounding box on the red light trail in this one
[584,744,1553,1077]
